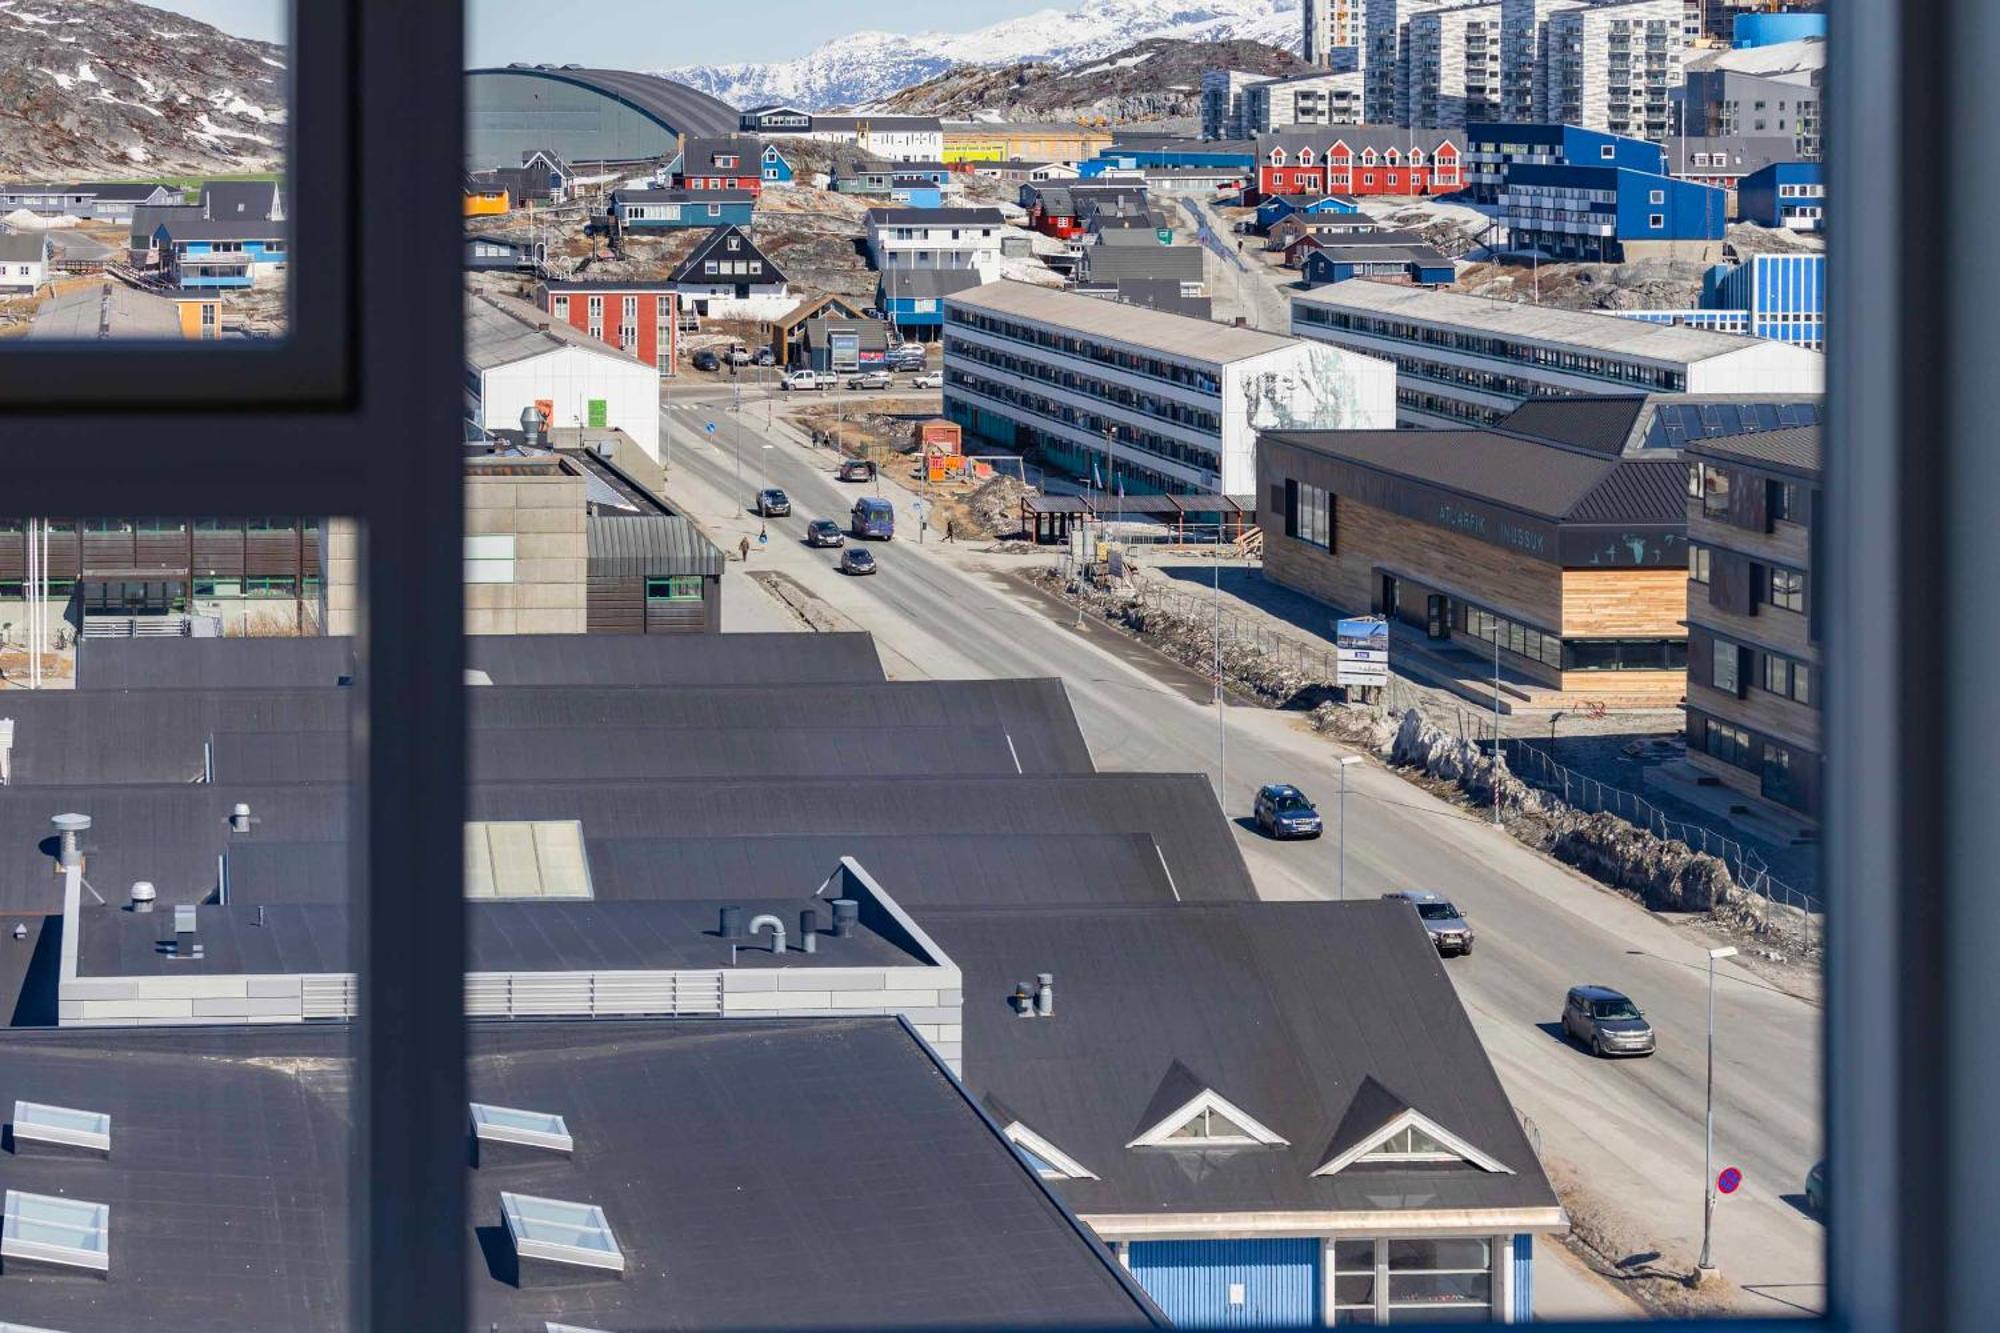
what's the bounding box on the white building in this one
[1498,0,1587,120]
[1244,69,1367,132]
[465,293,662,462]
[1549,0,1685,138]
[1304,0,1364,64]
[1291,282,1824,427]
[807,115,944,162]
[1408,1,1505,127]
[942,280,1395,496]
[1201,68,1269,140]
[0,231,51,292]
[1365,0,1467,124]
[864,208,1009,283]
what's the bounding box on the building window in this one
[645,576,703,601]
[1689,543,1711,584]
[1768,478,1799,523]
[1649,189,1665,204]
[1700,464,1731,517]
[1714,638,1741,694]
[1649,213,1666,228]
[244,575,297,598]
[1768,566,1806,613]
[1704,717,1754,769]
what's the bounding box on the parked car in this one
[805,518,845,548]
[861,306,885,320]
[1252,784,1322,839]
[1561,985,1656,1058]
[691,349,721,372]
[755,488,791,518]
[887,348,927,370]
[847,370,894,390]
[724,346,753,366]
[780,369,830,391]
[1805,1160,1826,1214]
[837,458,877,483]
[1381,891,1474,956]
[907,370,942,389]
[752,347,775,366]
[839,546,878,575]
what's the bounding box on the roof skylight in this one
[2,1189,110,1274]
[470,1103,573,1154]
[11,1101,111,1155]
[501,1192,624,1275]
[464,821,593,900]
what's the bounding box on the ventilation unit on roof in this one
[470,1103,574,1168]
[163,903,204,960]
[2,1189,109,1277]
[9,1101,110,1158]
[499,1192,624,1286]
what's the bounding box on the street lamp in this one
[1698,944,1739,1282]
[1337,754,1363,901]
[759,442,773,496]
[1491,626,1503,826]
[1548,710,1565,764]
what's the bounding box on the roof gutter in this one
[1078,1206,1570,1241]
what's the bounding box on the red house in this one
[675,135,767,199]
[536,280,681,376]
[1254,128,1464,200]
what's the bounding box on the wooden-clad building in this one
[586,514,725,634]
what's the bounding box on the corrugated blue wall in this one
[1128,1238,1321,1328]
[1513,1233,1534,1322]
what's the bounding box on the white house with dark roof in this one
[0,231,51,292]
[665,224,790,320]
[864,207,1010,282]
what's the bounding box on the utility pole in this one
[1214,539,1225,805]
[1698,945,1739,1282]
[1492,627,1503,825]
[1337,754,1362,900]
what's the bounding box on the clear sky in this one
[140,0,1061,65]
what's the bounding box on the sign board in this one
[586,399,608,429]
[1335,616,1389,687]
[1717,1167,1742,1195]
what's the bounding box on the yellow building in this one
[940,122,1114,165]
[174,297,220,340]
[464,180,511,216]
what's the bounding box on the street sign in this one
[1335,616,1389,687]
[704,422,717,434]
[1717,1167,1742,1195]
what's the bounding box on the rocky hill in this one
[873,36,1308,124]
[662,0,1300,112]
[0,0,286,179]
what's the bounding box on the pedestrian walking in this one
[738,535,751,562]
[946,519,955,543]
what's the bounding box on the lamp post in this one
[759,442,773,496]
[1698,944,1739,1282]
[1337,754,1363,901]
[1492,626,1503,826]
[1549,710,1565,764]
[1213,540,1225,804]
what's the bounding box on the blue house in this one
[1465,122,1665,204]
[761,143,794,183]
[1732,11,1826,46]
[1707,252,1825,347]
[1081,144,1257,177]
[1255,192,1358,232]
[1738,161,1824,231]
[155,219,287,289]
[1302,243,1455,287]
[609,188,755,231]
[1501,164,1726,262]
[878,266,984,340]
[888,177,944,208]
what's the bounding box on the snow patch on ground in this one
[1063,50,1157,78]
[260,56,286,69]
[36,65,73,89]
[189,113,275,146]
[14,8,62,24]
[73,59,96,83]
[208,88,283,123]
[3,208,79,229]
[124,143,150,163]
[96,89,163,118]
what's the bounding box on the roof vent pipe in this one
[798,908,819,955]
[719,906,744,939]
[1013,981,1036,1018]
[1035,973,1054,1018]
[51,813,90,870]
[747,913,786,956]
[230,803,252,834]
[829,898,859,938]
[130,882,156,913]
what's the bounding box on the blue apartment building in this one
[1710,252,1825,347]
[609,188,755,231]
[1465,122,1666,204]
[1501,165,1727,263]
[1081,143,1258,177]
[1738,161,1825,231]
[154,219,288,289]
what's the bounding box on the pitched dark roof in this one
[667,224,785,285]
[679,134,765,172]
[0,1020,1165,1331]
[1080,244,1203,284]
[880,267,987,302]
[199,179,281,220]
[613,187,755,204]
[926,901,1560,1217]
[1305,244,1453,267]
[1683,423,1822,475]
[587,513,726,576]
[128,201,201,245]
[155,218,287,242]
[1496,395,1652,456]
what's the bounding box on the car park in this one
[780,369,830,391]
[840,546,877,575]
[1252,784,1322,839]
[1381,891,1474,956]
[907,370,942,389]
[806,519,845,548]
[691,349,721,372]
[837,458,877,483]
[847,370,894,390]
[1561,985,1657,1058]
[755,488,791,518]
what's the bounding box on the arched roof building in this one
[467,66,741,168]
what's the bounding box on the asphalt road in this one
[663,384,1825,1318]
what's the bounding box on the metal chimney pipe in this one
[747,913,787,955]
[50,813,90,870]
[1035,973,1054,1018]
[229,803,252,834]
[719,906,744,939]
[798,908,819,955]
[130,881,156,913]
[829,898,859,938]
[1014,982,1036,1018]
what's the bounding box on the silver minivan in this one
[1562,985,1657,1058]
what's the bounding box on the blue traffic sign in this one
[704,422,717,434]
[1717,1167,1742,1195]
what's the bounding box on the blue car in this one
[1253,784,1322,839]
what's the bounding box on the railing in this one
[462,970,724,1019]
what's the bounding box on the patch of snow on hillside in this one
[189,113,274,146]
[73,60,96,83]
[96,89,163,117]
[1063,50,1157,78]
[208,89,283,123]
[15,8,62,23]
[37,65,73,89]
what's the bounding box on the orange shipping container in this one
[919,420,963,455]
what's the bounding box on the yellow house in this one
[174,297,221,340]
[941,122,1115,164]
[464,177,511,216]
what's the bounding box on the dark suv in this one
[755,488,791,518]
[1562,985,1657,1058]
[1252,784,1322,839]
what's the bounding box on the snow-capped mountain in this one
[0,0,286,178]
[663,0,1302,112]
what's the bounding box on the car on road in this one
[1252,784,1322,839]
[907,370,942,389]
[1805,1160,1826,1214]
[1561,985,1657,1058]
[1382,890,1475,956]
[888,349,927,371]
[691,349,721,372]
[805,518,845,548]
[780,369,830,391]
[837,458,876,483]
[755,488,791,518]
[839,546,877,575]
[850,495,895,540]
[846,370,894,390]
[752,347,775,366]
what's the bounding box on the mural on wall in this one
[1235,344,1396,434]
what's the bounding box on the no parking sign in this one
[1717,1167,1743,1195]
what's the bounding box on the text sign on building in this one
[1336,616,1389,687]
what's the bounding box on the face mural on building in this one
[1236,344,1396,433]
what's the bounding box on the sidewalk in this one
[1536,1240,1648,1323]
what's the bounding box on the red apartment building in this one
[537,281,680,376]
[1254,128,1464,199]
[676,136,767,199]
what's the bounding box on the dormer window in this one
[1003,1122,1098,1180]
[1128,1086,1288,1149]
[1313,1104,1512,1177]
[1270,149,1288,165]
[1299,148,1315,166]
[1361,149,1378,166]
